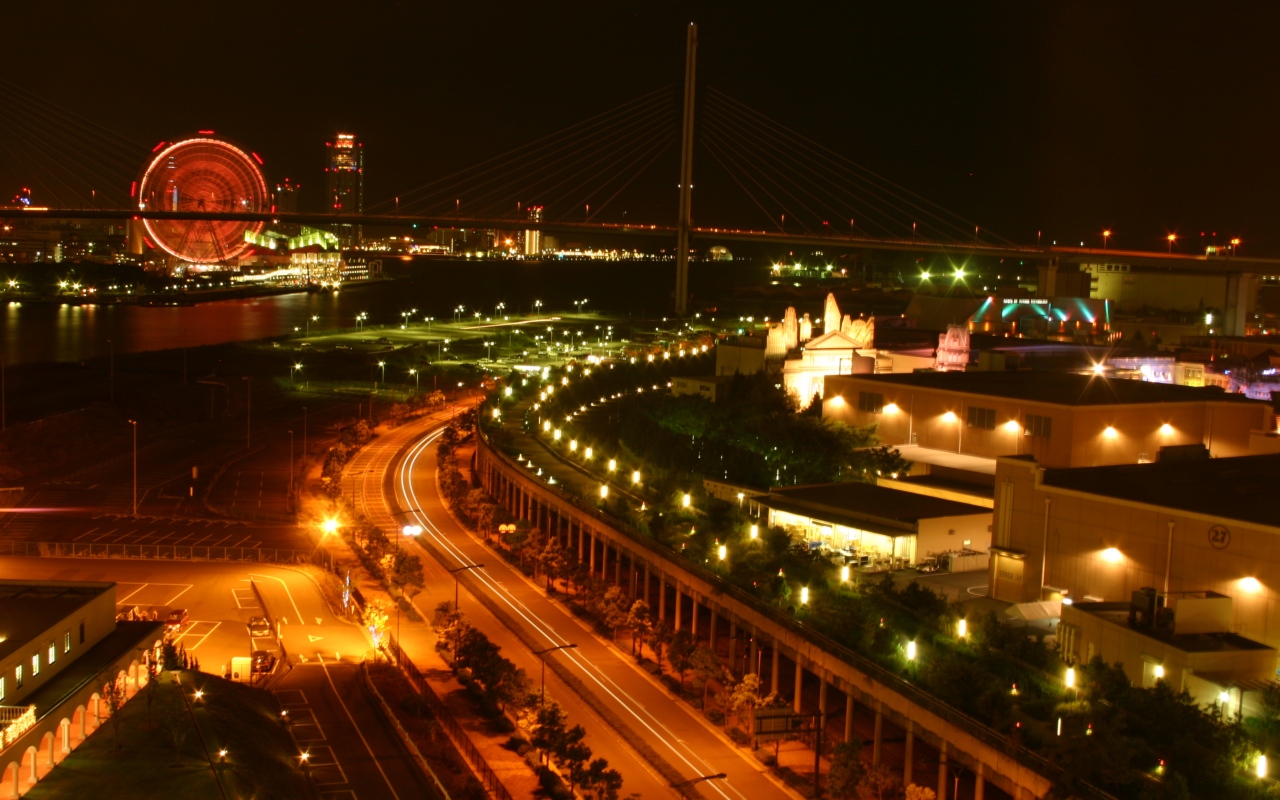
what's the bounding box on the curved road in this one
[388,425,793,800]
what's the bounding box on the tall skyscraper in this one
[524,205,543,256]
[325,133,363,247]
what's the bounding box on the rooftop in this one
[1071,602,1274,654]
[0,581,114,662]
[833,370,1264,407]
[763,481,990,536]
[1041,454,1280,529]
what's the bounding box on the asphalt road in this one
[388,425,792,800]
[0,557,432,799]
[275,659,440,800]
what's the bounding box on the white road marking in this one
[315,657,400,799]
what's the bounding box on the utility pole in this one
[128,419,137,516]
[674,22,698,317]
[243,377,251,449]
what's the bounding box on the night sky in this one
[4,2,1279,251]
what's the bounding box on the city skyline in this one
[2,3,1279,251]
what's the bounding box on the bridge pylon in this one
[675,23,697,317]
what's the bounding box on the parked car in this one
[165,608,189,631]
[376,336,391,344]
[251,650,277,673]
[246,616,272,637]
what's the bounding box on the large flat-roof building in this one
[988,453,1280,708]
[759,482,991,570]
[1,581,160,795]
[822,371,1273,469]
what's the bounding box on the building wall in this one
[1060,604,1276,691]
[822,375,1271,467]
[715,343,766,376]
[0,585,116,706]
[992,457,1280,659]
[916,513,992,558]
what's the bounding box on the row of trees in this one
[430,602,624,799]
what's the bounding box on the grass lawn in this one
[26,670,312,800]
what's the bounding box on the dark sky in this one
[5,1,1279,251]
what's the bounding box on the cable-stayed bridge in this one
[1,28,1277,330]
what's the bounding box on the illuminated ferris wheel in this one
[136,134,268,267]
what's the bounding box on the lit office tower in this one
[524,205,543,256]
[325,133,363,247]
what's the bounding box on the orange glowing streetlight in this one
[1102,229,1112,249]
[1166,233,1177,253]
[1231,237,1241,255]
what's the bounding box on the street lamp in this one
[672,774,726,798]
[446,563,485,614]
[485,341,495,360]
[409,368,419,393]
[128,419,137,516]
[533,643,578,707]
[533,299,543,316]
[1166,233,1177,253]
[377,361,386,385]
[306,314,318,337]
[356,311,368,331]
[290,362,303,386]
[1102,229,1111,249]
[495,302,505,318]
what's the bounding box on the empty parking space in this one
[232,587,259,609]
[171,620,221,649]
[115,582,193,608]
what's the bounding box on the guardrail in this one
[0,541,313,563]
[481,427,1117,800]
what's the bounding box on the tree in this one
[689,645,724,708]
[645,621,673,667]
[857,764,903,800]
[558,724,592,793]
[103,674,128,751]
[382,550,426,601]
[538,536,567,591]
[828,739,866,799]
[158,683,189,757]
[626,600,651,657]
[363,599,390,656]
[668,629,697,689]
[582,757,624,800]
[600,586,630,641]
[531,704,568,765]
[727,673,776,744]
[143,660,161,725]
[904,786,936,800]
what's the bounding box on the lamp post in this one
[1102,229,1111,249]
[356,311,368,331]
[671,774,727,799]
[485,341,495,361]
[533,643,578,707]
[533,299,542,316]
[446,564,485,613]
[306,314,318,337]
[128,419,137,516]
[290,362,303,386]
[288,430,294,511]
[409,368,419,393]
[377,361,386,386]
[495,302,505,318]
[243,377,251,449]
